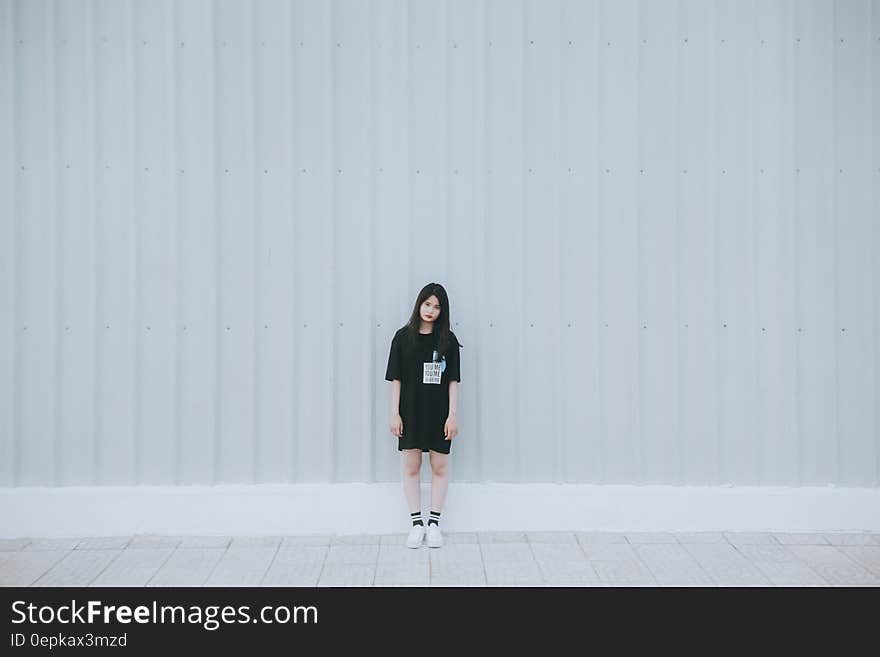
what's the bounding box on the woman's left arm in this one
[445,381,459,440]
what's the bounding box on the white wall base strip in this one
[1,483,878,538]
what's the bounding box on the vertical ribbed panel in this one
[1,0,877,487]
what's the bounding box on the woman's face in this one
[420,295,441,323]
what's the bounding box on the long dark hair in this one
[400,282,463,358]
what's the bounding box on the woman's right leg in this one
[401,448,422,513]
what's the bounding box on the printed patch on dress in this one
[433,350,447,374]
[423,361,442,384]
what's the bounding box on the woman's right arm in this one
[389,380,403,437]
[385,332,403,436]
[390,380,401,416]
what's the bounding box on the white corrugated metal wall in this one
[1,0,877,489]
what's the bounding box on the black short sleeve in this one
[384,331,403,381]
[446,334,461,382]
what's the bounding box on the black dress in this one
[384,327,461,454]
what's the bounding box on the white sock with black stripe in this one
[411,511,423,527]
[428,510,441,527]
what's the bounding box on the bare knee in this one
[402,450,422,477]
[430,454,449,477]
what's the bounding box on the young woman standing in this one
[385,283,462,548]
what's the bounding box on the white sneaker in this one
[405,524,425,548]
[426,523,444,548]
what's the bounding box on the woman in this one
[385,282,462,548]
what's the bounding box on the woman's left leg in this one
[428,449,450,515]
